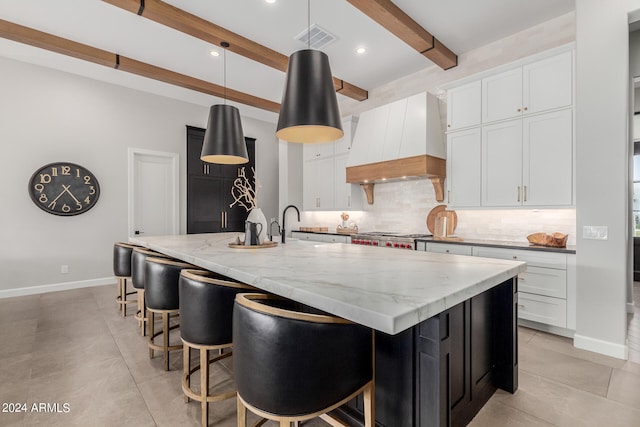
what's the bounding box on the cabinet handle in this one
[517,304,526,309]
[445,249,450,253]
[517,108,521,112]
[517,186,521,202]
[221,211,224,227]
[447,124,451,128]
[447,190,450,204]
[524,185,527,202]
[524,107,528,111]
[512,255,518,260]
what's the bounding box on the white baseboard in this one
[0,277,115,299]
[573,333,629,360]
[628,302,635,314]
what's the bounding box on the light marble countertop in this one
[130,233,526,335]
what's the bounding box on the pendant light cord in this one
[221,41,230,105]
[307,0,311,49]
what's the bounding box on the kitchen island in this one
[131,233,526,426]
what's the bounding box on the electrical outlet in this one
[60,265,69,274]
[582,226,608,240]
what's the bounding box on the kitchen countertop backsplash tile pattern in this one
[297,180,576,246]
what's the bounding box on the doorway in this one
[128,148,179,238]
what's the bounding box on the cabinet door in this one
[447,128,481,206]
[187,175,224,233]
[334,153,362,210]
[427,243,473,255]
[334,116,354,155]
[482,121,523,206]
[482,68,523,123]
[303,159,319,210]
[303,157,335,210]
[523,51,572,115]
[446,80,481,131]
[522,109,573,206]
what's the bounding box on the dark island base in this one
[332,277,518,427]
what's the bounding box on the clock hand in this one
[62,185,81,204]
[50,187,67,205]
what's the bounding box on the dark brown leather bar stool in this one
[145,256,193,371]
[233,293,375,427]
[113,242,140,317]
[179,269,256,427]
[131,247,171,336]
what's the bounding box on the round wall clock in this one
[28,162,100,216]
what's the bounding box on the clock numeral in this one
[62,204,71,213]
[48,201,56,209]
[39,194,48,203]
[84,176,91,185]
[39,174,51,184]
[51,167,57,176]
[84,196,91,204]
[34,183,44,193]
[61,166,71,175]
[89,186,95,195]
[76,168,80,177]
[75,202,83,211]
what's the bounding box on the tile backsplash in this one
[298,180,576,245]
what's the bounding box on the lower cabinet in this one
[335,278,518,427]
[422,242,575,336]
[291,231,351,243]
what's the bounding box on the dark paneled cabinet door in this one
[186,126,255,234]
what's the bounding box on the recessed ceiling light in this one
[210,50,220,57]
[356,47,367,55]
[265,0,276,4]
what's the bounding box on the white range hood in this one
[346,91,446,204]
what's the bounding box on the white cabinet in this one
[482,120,523,206]
[446,128,481,207]
[482,50,572,123]
[481,109,572,207]
[427,242,473,256]
[446,80,482,131]
[303,116,360,211]
[522,109,573,206]
[303,156,334,210]
[291,231,350,243]
[473,246,574,332]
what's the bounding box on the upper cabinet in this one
[446,81,481,131]
[445,47,575,209]
[482,50,573,123]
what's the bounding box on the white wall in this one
[0,56,278,295]
[573,0,640,359]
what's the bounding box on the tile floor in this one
[1,283,640,426]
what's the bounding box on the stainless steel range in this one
[351,232,432,250]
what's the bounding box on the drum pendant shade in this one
[201,104,249,164]
[276,49,343,143]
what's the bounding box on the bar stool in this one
[179,269,256,427]
[144,256,193,371]
[233,293,375,427]
[131,247,171,336]
[113,242,140,317]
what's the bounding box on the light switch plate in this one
[583,226,608,240]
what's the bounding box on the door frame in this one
[127,148,180,238]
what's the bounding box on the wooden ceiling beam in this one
[0,19,280,113]
[102,0,368,101]
[346,0,458,70]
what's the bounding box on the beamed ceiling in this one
[0,0,575,123]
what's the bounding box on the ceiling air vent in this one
[294,24,337,50]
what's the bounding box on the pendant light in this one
[276,0,343,143]
[201,42,249,164]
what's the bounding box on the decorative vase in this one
[246,207,268,244]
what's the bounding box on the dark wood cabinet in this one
[335,278,518,427]
[186,126,255,234]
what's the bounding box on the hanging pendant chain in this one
[223,46,227,105]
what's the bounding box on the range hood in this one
[346,92,446,204]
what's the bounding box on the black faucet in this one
[281,204,300,244]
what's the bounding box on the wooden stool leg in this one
[237,396,246,427]
[163,312,170,371]
[201,348,209,427]
[184,344,190,403]
[363,382,374,427]
[279,421,289,427]
[148,311,155,359]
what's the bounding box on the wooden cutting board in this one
[436,211,457,236]
[427,206,457,234]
